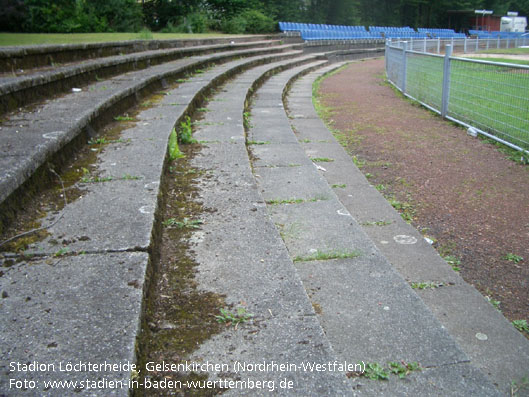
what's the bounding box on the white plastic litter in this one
[467,127,478,137]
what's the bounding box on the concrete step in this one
[247,62,504,395]
[0,35,278,73]
[0,40,300,115]
[285,64,529,395]
[0,47,307,234]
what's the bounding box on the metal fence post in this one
[441,44,452,118]
[385,40,389,75]
[423,37,427,53]
[437,38,441,54]
[464,37,467,53]
[401,41,408,94]
[476,37,479,52]
[497,37,500,48]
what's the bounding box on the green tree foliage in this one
[23,0,78,32]
[82,0,143,32]
[0,0,28,32]
[4,0,529,34]
[14,0,142,32]
[142,0,198,31]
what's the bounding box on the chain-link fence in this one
[386,40,529,153]
[387,36,529,55]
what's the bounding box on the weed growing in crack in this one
[293,250,362,263]
[363,363,389,380]
[54,247,69,257]
[359,361,421,381]
[485,295,501,311]
[247,140,270,145]
[503,253,524,263]
[410,282,444,290]
[178,116,196,144]
[278,222,302,241]
[361,220,393,227]
[88,137,125,145]
[444,255,461,272]
[388,198,415,223]
[80,175,113,183]
[388,361,421,379]
[267,198,305,205]
[215,307,253,328]
[243,111,252,130]
[352,155,366,168]
[513,319,529,333]
[168,128,184,160]
[114,114,135,122]
[162,218,203,229]
[511,376,529,397]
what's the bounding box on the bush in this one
[188,12,208,33]
[221,9,274,34]
[160,12,210,33]
[137,27,154,40]
[239,10,274,34]
[221,15,247,34]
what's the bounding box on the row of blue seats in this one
[418,28,456,33]
[432,32,466,38]
[384,32,429,39]
[300,30,463,41]
[417,28,466,38]
[300,30,377,40]
[280,22,470,41]
[279,22,367,32]
[370,26,415,33]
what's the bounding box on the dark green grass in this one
[0,32,246,46]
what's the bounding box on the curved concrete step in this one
[285,64,529,394]
[0,52,332,396]
[0,35,277,73]
[0,46,306,232]
[246,62,504,395]
[0,40,300,115]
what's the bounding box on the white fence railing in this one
[385,40,529,155]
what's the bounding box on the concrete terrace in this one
[0,35,527,396]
